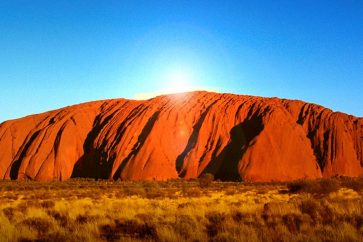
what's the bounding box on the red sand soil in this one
[0,91,362,181]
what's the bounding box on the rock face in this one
[0,91,362,181]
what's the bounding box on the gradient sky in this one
[0,0,362,122]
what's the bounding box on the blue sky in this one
[0,0,362,122]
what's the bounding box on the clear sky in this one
[0,0,362,122]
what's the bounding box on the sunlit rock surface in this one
[0,91,362,181]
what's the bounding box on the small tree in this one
[199,173,214,188]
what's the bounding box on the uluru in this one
[0,91,361,182]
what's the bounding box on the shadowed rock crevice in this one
[113,110,161,180]
[108,104,147,151]
[71,111,117,180]
[176,99,219,177]
[203,115,264,181]
[293,105,330,173]
[10,130,41,180]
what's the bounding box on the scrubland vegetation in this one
[0,177,362,242]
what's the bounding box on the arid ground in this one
[0,177,362,242]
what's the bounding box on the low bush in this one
[206,212,227,238]
[2,207,14,220]
[282,214,303,233]
[341,176,363,192]
[40,200,55,209]
[100,219,158,240]
[300,199,320,220]
[199,173,214,188]
[174,215,197,239]
[20,217,53,236]
[287,178,340,195]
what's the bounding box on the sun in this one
[164,67,195,94]
[134,61,219,100]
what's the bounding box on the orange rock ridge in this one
[0,91,362,181]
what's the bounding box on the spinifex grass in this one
[0,178,362,241]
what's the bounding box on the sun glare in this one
[133,61,219,100]
[165,69,193,93]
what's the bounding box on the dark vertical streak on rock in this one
[175,99,219,177]
[10,130,41,180]
[113,110,161,180]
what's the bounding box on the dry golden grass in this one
[0,178,362,241]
